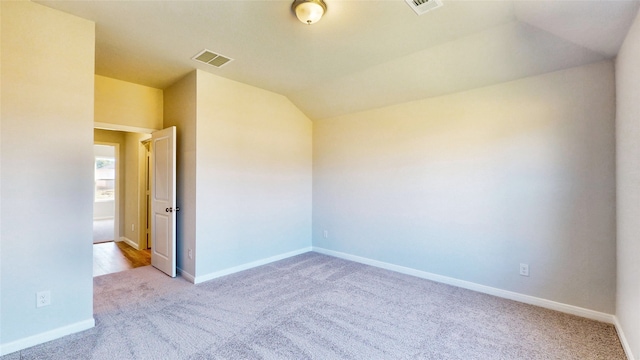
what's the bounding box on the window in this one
[95,157,115,201]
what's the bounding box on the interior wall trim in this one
[94,122,157,134]
[177,267,196,283]
[0,318,95,356]
[120,236,140,250]
[312,247,616,324]
[93,216,114,221]
[614,316,636,360]
[182,247,313,284]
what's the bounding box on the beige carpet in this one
[3,253,626,359]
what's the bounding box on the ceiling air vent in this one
[192,49,233,68]
[405,0,442,15]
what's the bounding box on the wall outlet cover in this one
[519,263,530,277]
[36,291,51,308]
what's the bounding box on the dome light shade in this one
[292,0,327,25]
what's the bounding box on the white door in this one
[151,126,176,277]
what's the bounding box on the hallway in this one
[93,241,150,277]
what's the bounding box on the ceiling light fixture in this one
[292,0,327,25]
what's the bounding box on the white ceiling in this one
[36,0,640,120]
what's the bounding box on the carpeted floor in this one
[93,219,115,244]
[3,253,626,359]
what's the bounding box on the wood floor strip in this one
[93,241,151,277]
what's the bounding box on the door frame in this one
[140,139,152,250]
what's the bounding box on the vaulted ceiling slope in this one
[37,0,640,120]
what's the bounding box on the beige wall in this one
[164,70,312,281]
[0,1,95,353]
[194,70,313,279]
[95,75,163,131]
[616,7,640,359]
[313,61,616,314]
[164,71,197,276]
[124,132,151,249]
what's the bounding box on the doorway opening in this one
[93,144,117,244]
[93,128,152,277]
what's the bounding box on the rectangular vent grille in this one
[405,0,442,15]
[192,49,233,68]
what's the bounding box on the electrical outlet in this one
[131,224,135,232]
[36,291,51,308]
[188,248,193,260]
[519,263,529,277]
[323,230,328,239]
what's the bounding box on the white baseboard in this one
[177,267,196,283]
[312,247,615,324]
[120,236,140,250]
[0,318,95,356]
[191,247,313,284]
[93,216,114,221]
[614,316,636,360]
